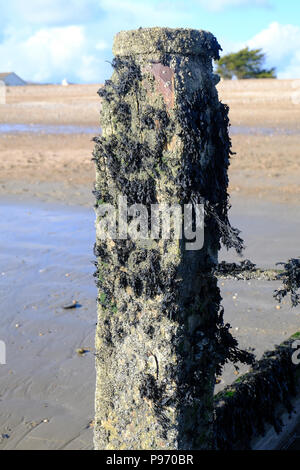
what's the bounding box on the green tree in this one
[216,47,276,79]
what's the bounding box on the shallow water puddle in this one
[0,123,299,136]
[230,125,300,136]
[0,197,299,448]
[0,200,95,265]
[0,200,97,449]
[0,123,100,135]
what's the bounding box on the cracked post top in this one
[113,27,221,59]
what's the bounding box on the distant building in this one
[0,72,27,86]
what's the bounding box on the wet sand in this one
[0,132,95,207]
[0,123,98,134]
[0,194,299,449]
[1,81,300,205]
[0,80,299,449]
[0,200,96,449]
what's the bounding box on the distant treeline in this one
[216,47,276,79]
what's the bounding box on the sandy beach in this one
[0,80,299,449]
[1,80,300,205]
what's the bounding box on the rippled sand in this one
[0,79,299,449]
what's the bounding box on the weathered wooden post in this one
[93,27,235,450]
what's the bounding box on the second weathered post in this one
[93,27,238,450]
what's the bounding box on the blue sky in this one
[0,0,300,83]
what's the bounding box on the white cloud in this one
[218,22,300,79]
[280,51,300,79]
[217,37,244,55]
[194,0,271,11]
[0,0,193,83]
[0,25,109,83]
[95,40,109,51]
[0,0,103,26]
[247,22,300,78]
[2,1,298,83]
[25,27,85,70]
[98,0,191,29]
